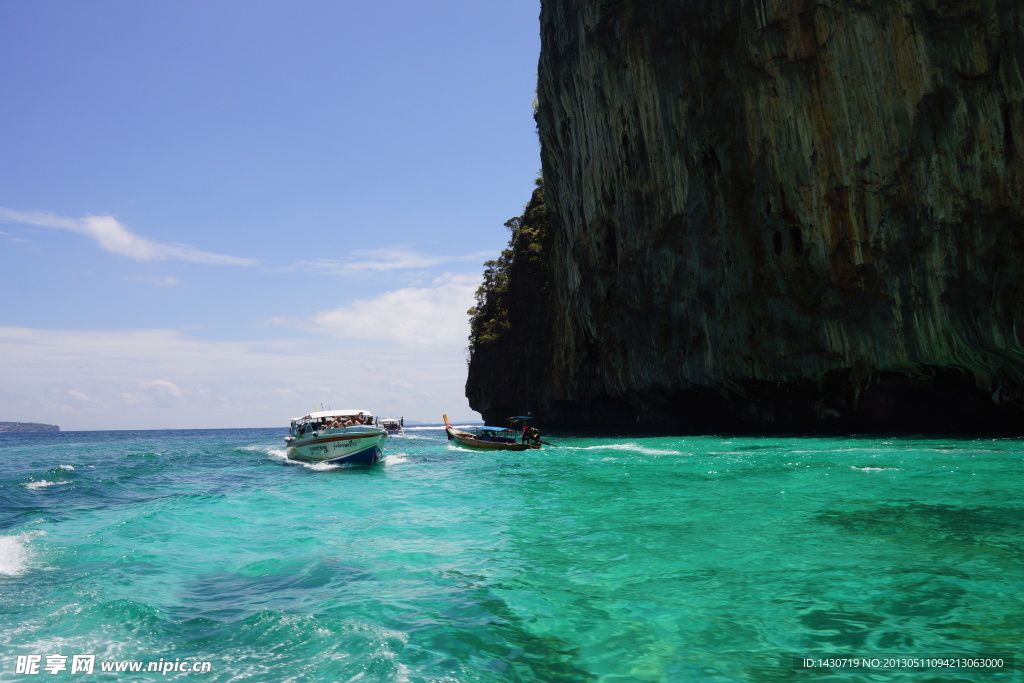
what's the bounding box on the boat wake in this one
[445,444,480,453]
[265,447,290,460]
[239,441,399,469]
[237,444,290,460]
[0,531,45,577]
[297,460,344,472]
[561,443,686,456]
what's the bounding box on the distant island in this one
[0,422,60,433]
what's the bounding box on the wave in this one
[24,480,71,491]
[445,444,479,453]
[298,461,343,472]
[560,443,686,456]
[0,531,44,577]
[237,444,290,460]
[247,442,394,470]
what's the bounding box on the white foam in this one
[57,465,74,471]
[239,444,290,460]
[562,443,684,456]
[851,466,898,472]
[0,531,44,577]
[307,461,342,471]
[24,480,70,491]
[280,458,343,471]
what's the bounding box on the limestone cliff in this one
[468,0,1024,433]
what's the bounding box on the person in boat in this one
[522,425,541,447]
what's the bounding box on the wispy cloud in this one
[0,207,257,266]
[285,247,495,275]
[125,274,180,286]
[121,380,184,406]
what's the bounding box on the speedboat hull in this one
[286,427,387,465]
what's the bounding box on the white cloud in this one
[0,207,257,266]
[120,381,183,406]
[276,272,479,348]
[146,380,183,398]
[0,325,478,430]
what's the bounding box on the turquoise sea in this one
[1,427,1021,682]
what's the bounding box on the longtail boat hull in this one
[443,414,540,451]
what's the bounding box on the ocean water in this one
[0,427,1021,682]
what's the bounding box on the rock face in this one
[468,0,1024,433]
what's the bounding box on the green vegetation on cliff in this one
[468,177,552,353]
[466,179,558,419]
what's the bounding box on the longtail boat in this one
[443,414,542,451]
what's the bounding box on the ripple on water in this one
[1,429,1021,681]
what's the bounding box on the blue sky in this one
[0,1,541,429]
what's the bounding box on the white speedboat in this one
[284,410,387,465]
[378,417,404,435]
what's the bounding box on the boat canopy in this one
[291,409,373,422]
